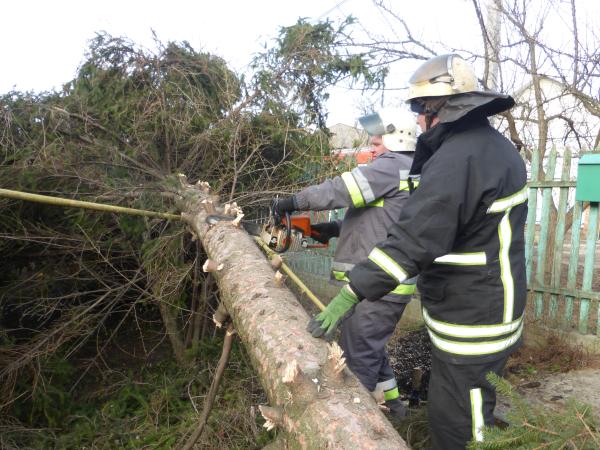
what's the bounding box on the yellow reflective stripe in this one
[384,387,400,401]
[427,322,523,356]
[392,284,416,295]
[332,270,349,282]
[498,208,515,322]
[368,248,408,283]
[341,172,365,207]
[487,185,528,213]
[423,308,523,338]
[433,252,487,265]
[470,388,484,442]
[367,198,384,207]
[399,180,419,191]
[351,167,376,203]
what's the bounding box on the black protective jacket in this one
[348,112,528,364]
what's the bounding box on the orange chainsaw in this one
[259,211,329,253]
[206,209,328,254]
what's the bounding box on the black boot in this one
[385,398,408,419]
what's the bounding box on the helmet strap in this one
[425,111,437,131]
[421,96,449,131]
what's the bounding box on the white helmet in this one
[406,54,478,101]
[358,108,417,152]
[405,54,514,125]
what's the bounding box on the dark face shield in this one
[410,100,426,114]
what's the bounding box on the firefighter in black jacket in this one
[306,54,528,449]
[273,108,417,417]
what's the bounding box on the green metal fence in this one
[286,148,600,336]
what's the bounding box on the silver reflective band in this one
[376,378,397,392]
[470,388,484,442]
[487,185,528,213]
[433,252,487,265]
[427,322,523,356]
[368,248,408,283]
[423,308,523,338]
[351,167,376,204]
[331,261,355,272]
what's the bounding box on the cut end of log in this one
[203,259,224,273]
[270,254,283,270]
[212,302,229,328]
[326,342,347,376]
[259,405,283,432]
[231,213,245,227]
[282,360,299,384]
[201,199,216,214]
[196,180,210,192]
[274,271,285,287]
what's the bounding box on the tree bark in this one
[175,176,407,449]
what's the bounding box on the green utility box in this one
[576,153,600,202]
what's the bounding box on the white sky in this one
[1,0,597,126]
[0,0,478,125]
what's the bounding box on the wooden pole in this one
[0,188,182,221]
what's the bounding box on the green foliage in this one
[1,21,349,447]
[12,356,78,428]
[5,339,272,449]
[393,406,432,450]
[468,373,600,449]
[251,17,386,128]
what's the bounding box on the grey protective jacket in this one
[295,151,416,303]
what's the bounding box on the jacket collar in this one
[409,114,489,176]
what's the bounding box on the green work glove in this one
[307,285,358,341]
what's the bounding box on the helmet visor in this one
[409,100,426,114]
[358,112,387,136]
[409,54,454,84]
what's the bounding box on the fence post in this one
[534,147,558,318]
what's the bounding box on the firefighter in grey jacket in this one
[307,55,528,449]
[273,108,417,416]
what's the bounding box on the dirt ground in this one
[387,326,600,425]
[495,332,600,422]
[495,368,600,422]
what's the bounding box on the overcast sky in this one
[1,0,479,125]
[2,0,597,126]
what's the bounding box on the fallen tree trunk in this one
[176,176,408,449]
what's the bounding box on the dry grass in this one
[507,330,600,381]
